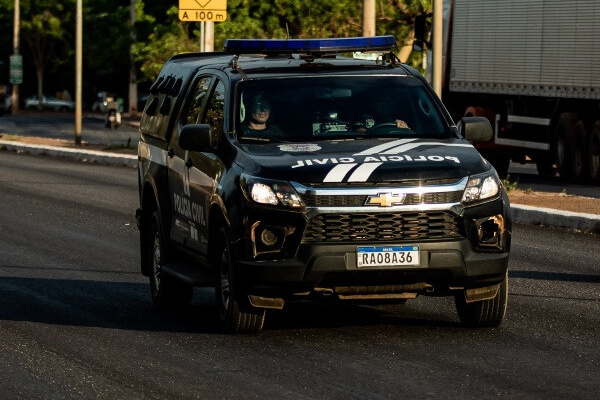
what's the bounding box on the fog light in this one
[260,228,278,246]
[250,222,296,258]
[474,215,504,248]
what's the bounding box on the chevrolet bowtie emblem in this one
[365,193,406,207]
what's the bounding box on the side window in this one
[182,76,212,125]
[203,80,225,134]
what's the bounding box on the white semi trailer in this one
[422,0,600,182]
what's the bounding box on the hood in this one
[234,138,490,184]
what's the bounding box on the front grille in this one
[301,191,462,207]
[303,195,367,207]
[302,212,461,242]
[301,178,461,187]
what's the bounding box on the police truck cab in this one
[136,36,511,333]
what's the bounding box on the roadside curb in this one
[0,140,137,167]
[511,204,600,233]
[2,140,599,233]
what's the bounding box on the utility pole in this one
[129,0,138,116]
[75,0,82,144]
[11,0,20,115]
[200,22,205,52]
[363,0,376,37]
[432,0,443,98]
[204,21,214,52]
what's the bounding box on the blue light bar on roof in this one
[224,36,396,55]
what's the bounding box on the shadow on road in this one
[0,276,463,332]
[510,269,600,283]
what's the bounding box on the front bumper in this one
[236,234,510,298]
[235,188,511,299]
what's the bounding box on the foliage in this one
[1,0,433,102]
[501,175,519,192]
[0,0,74,99]
[82,0,132,96]
[134,0,432,83]
[133,5,201,81]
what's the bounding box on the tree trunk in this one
[36,67,44,109]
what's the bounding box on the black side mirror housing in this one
[459,116,493,143]
[413,14,431,52]
[179,124,218,152]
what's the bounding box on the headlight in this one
[241,174,304,208]
[462,170,500,204]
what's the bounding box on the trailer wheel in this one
[553,113,577,178]
[570,118,587,180]
[535,154,555,177]
[589,121,600,183]
[487,154,510,179]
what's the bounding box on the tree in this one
[134,0,432,83]
[82,0,132,104]
[133,5,201,82]
[20,1,74,103]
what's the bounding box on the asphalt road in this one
[2,112,599,199]
[1,152,599,399]
[0,112,140,148]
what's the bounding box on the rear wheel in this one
[554,113,574,178]
[147,211,192,309]
[588,121,600,183]
[215,227,265,333]
[554,112,587,179]
[535,154,555,177]
[570,118,587,179]
[487,153,510,179]
[455,271,508,328]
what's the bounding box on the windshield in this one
[236,75,449,142]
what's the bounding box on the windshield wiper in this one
[239,136,287,144]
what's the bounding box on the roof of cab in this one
[156,35,412,79]
[161,52,414,79]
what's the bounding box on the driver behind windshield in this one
[241,94,282,137]
[354,96,410,132]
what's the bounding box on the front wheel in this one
[147,211,192,309]
[455,271,508,328]
[215,227,265,333]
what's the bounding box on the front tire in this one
[214,227,265,333]
[455,271,508,328]
[147,211,192,309]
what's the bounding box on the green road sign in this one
[10,55,23,85]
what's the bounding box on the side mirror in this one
[179,124,218,152]
[459,116,493,143]
[413,14,431,52]
[413,40,424,52]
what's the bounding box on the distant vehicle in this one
[92,91,116,113]
[0,84,6,115]
[26,95,74,111]
[415,0,600,183]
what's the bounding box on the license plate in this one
[356,245,420,268]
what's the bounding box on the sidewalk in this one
[1,136,599,234]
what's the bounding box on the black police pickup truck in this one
[136,36,511,333]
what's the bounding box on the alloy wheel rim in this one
[220,249,231,312]
[152,233,161,291]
